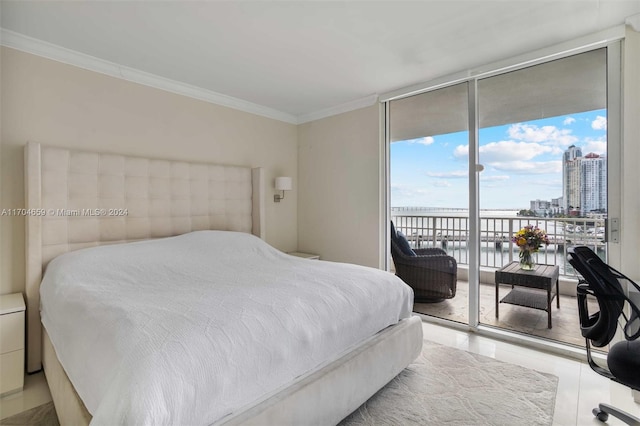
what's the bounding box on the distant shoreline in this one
[391,207,521,211]
[391,207,520,216]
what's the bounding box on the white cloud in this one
[563,117,576,125]
[421,136,435,145]
[391,184,430,197]
[481,175,510,182]
[481,141,553,162]
[479,174,510,188]
[548,146,565,156]
[425,170,468,178]
[530,178,563,188]
[582,137,607,155]
[454,141,553,163]
[391,183,461,206]
[432,180,452,187]
[406,136,435,145]
[453,145,468,158]
[507,123,577,147]
[592,116,607,130]
[489,160,562,174]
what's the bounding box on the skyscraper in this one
[563,145,582,213]
[580,153,607,213]
[562,146,607,215]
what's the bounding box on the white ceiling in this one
[2,1,640,123]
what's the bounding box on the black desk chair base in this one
[593,403,640,426]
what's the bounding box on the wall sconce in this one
[274,176,292,202]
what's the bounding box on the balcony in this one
[392,210,606,277]
[412,278,598,348]
[392,211,604,348]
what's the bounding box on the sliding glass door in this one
[389,82,470,324]
[387,43,619,348]
[476,49,609,344]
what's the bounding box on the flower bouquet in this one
[512,225,550,270]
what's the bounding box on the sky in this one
[390,109,607,210]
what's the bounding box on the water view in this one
[391,207,606,276]
[391,106,609,278]
[388,47,609,346]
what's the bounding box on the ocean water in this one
[391,207,607,276]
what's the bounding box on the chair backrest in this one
[389,221,416,257]
[389,221,401,258]
[568,246,640,347]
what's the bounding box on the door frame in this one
[382,28,625,355]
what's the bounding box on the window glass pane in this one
[477,49,607,344]
[389,82,469,323]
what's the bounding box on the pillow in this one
[394,231,417,257]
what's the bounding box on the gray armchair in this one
[390,222,457,302]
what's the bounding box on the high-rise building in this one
[580,153,607,213]
[563,145,582,213]
[530,199,551,216]
[561,146,607,215]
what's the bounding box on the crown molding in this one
[626,13,640,32]
[297,94,379,124]
[1,28,381,125]
[0,28,299,124]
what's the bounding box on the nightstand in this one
[0,293,25,396]
[288,252,320,260]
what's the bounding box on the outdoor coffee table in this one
[495,262,560,328]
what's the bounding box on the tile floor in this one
[0,372,52,420]
[1,320,638,425]
[415,279,600,348]
[420,320,640,425]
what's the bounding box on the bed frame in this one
[24,142,423,425]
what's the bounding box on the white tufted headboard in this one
[24,142,264,372]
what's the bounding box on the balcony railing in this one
[391,212,606,277]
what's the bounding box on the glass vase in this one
[519,249,535,270]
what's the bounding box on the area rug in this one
[1,340,557,426]
[340,339,558,425]
[0,401,58,426]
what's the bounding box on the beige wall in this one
[297,104,382,268]
[0,47,298,295]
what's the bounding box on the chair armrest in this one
[393,252,457,273]
[577,282,597,331]
[414,248,447,256]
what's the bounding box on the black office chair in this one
[567,246,640,425]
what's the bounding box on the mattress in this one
[40,230,414,425]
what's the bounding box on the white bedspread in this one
[40,231,413,425]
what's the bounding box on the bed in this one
[24,142,423,425]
